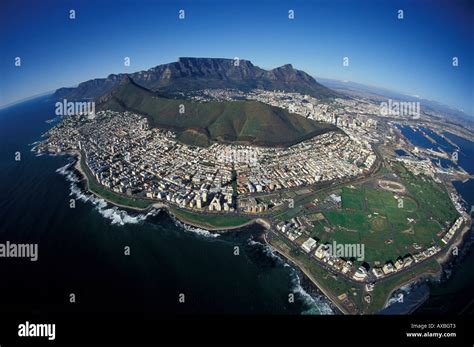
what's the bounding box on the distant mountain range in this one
[319,78,474,127]
[96,75,337,147]
[54,57,338,100]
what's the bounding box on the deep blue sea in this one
[395,149,409,157]
[445,132,474,175]
[396,125,438,151]
[1,97,472,316]
[421,127,457,152]
[0,96,333,315]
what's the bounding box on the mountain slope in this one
[55,57,339,100]
[96,76,337,147]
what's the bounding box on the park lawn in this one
[414,219,442,234]
[369,215,388,232]
[318,171,457,265]
[322,228,362,246]
[394,166,459,225]
[171,207,252,228]
[324,210,370,231]
[384,209,416,233]
[341,187,365,210]
[400,196,417,211]
[358,227,401,264]
[365,188,400,211]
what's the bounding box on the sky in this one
[0,0,473,115]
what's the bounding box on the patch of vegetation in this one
[309,169,459,265]
[325,210,370,231]
[341,187,365,210]
[171,207,252,229]
[98,77,337,147]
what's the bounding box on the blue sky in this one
[1,0,473,115]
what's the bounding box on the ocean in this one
[1,97,472,316]
[0,96,333,315]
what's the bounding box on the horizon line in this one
[1,57,471,117]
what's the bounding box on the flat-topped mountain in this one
[54,57,338,100]
[96,76,338,147]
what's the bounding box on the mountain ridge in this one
[95,76,338,147]
[54,57,339,100]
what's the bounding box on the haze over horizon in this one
[1,0,473,115]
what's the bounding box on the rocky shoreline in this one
[51,149,472,315]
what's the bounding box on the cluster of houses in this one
[276,218,306,241]
[442,216,464,244]
[277,218,458,284]
[233,131,376,195]
[238,197,269,214]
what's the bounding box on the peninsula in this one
[36,58,474,314]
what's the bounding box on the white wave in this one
[385,281,418,308]
[56,162,74,176]
[36,151,60,157]
[172,216,219,238]
[247,238,334,315]
[45,117,59,124]
[55,162,218,230]
[386,294,404,307]
[96,206,156,225]
[247,238,290,267]
[289,264,334,315]
[56,163,159,226]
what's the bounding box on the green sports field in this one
[309,167,459,266]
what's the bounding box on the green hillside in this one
[97,77,337,147]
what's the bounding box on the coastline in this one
[436,221,472,265]
[71,149,267,231]
[380,216,473,312]
[72,152,146,212]
[62,149,472,315]
[380,220,473,313]
[263,233,347,314]
[67,150,344,312]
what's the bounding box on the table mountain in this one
[54,57,338,100]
